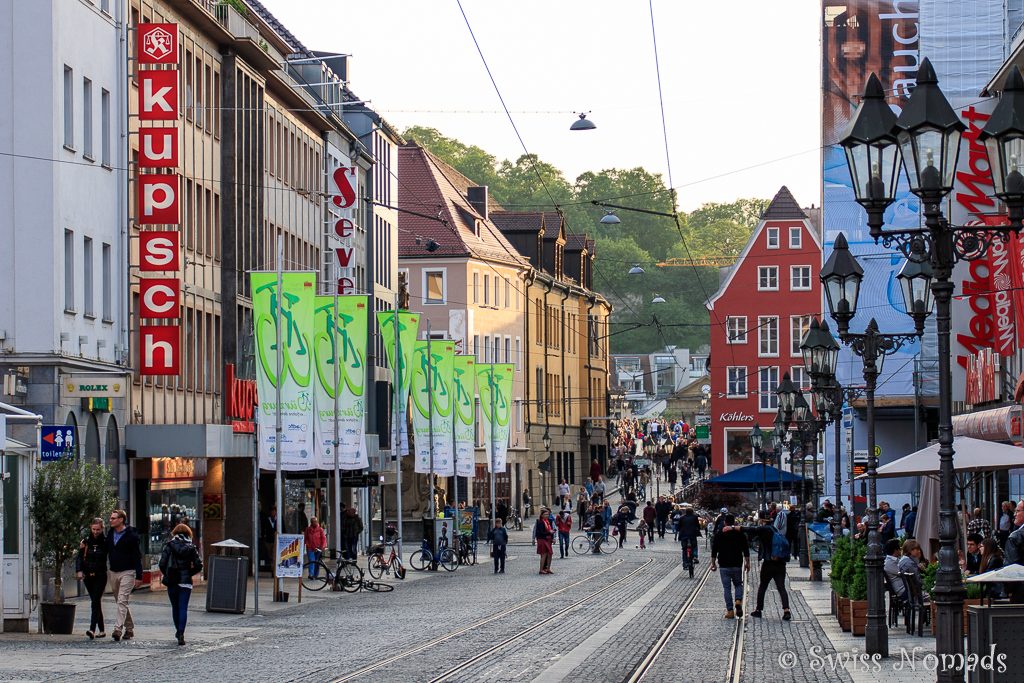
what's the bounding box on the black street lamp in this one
[837,60,1024,679]
[773,408,788,501]
[749,424,764,512]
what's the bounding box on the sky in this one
[259,1,822,212]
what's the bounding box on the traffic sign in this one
[41,425,76,461]
[842,406,854,430]
[873,445,881,457]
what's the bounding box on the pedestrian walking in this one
[577,489,589,531]
[535,507,555,574]
[637,519,649,549]
[642,501,657,546]
[655,496,672,539]
[522,489,532,519]
[615,505,630,548]
[745,512,792,620]
[303,517,327,578]
[594,475,606,503]
[496,499,510,526]
[105,509,143,642]
[602,501,613,542]
[784,504,799,562]
[158,523,203,646]
[340,506,363,560]
[487,519,508,574]
[710,514,750,619]
[556,509,572,558]
[76,517,108,640]
[590,457,603,484]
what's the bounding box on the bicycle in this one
[409,538,457,572]
[508,508,524,531]
[452,532,477,566]
[681,537,697,578]
[367,539,407,580]
[302,550,364,592]
[571,531,618,555]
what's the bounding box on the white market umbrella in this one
[854,437,1024,479]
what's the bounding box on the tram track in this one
[321,557,647,683]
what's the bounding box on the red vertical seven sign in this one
[137,23,181,375]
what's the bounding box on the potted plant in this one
[29,458,116,634]
[922,561,938,635]
[848,538,869,636]
[830,536,850,623]
[963,578,984,633]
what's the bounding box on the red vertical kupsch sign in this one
[136,23,181,375]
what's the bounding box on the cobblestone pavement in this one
[2,508,914,683]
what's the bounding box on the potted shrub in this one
[922,561,938,635]
[830,536,850,623]
[848,538,869,636]
[29,458,116,634]
[963,579,984,633]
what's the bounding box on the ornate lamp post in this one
[791,391,814,570]
[835,61,1024,678]
[773,409,788,501]
[749,424,764,511]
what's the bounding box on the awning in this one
[952,405,1022,443]
[706,463,804,492]
[857,436,1024,479]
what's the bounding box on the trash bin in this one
[206,539,249,614]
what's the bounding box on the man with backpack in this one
[740,511,792,621]
[710,514,750,619]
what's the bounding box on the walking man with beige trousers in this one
[105,509,143,641]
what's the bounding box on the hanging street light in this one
[600,210,621,225]
[628,264,645,275]
[570,112,596,131]
[651,295,666,304]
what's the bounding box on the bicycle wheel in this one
[391,556,407,580]
[468,546,477,566]
[363,580,394,592]
[409,549,430,571]
[687,554,695,578]
[571,536,591,555]
[367,554,386,580]
[601,538,619,555]
[337,562,363,593]
[438,548,458,572]
[301,562,330,591]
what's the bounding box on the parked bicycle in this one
[367,538,406,580]
[452,531,477,566]
[508,508,524,531]
[410,538,457,572]
[302,550,364,592]
[571,530,618,555]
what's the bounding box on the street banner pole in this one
[252,415,260,615]
[489,367,496,530]
[394,298,403,556]
[332,293,341,554]
[427,320,435,520]
[274,235,283,599]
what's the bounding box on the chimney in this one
[467,186,489,220]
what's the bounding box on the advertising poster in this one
[250,272,317,470]
[312,295,369,470]
[430,341,455,477]
[478,363,514,473]
[822,0,923,396]
[377,311,421,456]
[453,355,477,478]
[275,533,305,579]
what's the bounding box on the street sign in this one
[842,406,854,430]
[339,471,381,487]
[41,425,76,461]
[873,445,881,457]
[852,449,868,477]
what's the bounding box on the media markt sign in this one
[61,375,127,399]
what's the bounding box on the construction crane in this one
[656,256,737,268]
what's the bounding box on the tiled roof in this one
[761,186,807,220]
[541,211,564,240]
[398,143,529,267]
[491,212,544,233]
[585,238,596,256]
[565,234,589,252]
[243,0,311,54]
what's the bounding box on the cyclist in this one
[587,510,606,554]
[678,504,702,568]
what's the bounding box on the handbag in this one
[612,526,618,537]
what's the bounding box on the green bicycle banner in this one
[410,340,455,476]
[250,271,317,470]
[376,310,420,457]
[478,363,514,473]
[452,355,476,479]
[312,295,368,470]
[430,341,454,477]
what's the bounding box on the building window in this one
[766,226,779,249]
[483,274,489,306]
[536,367,545,416]
[515,337,521,370]
[82,78,93,159]
[424,270,445,304]
[63,66,74,148]
[473,334,480,361]
[790,265,811,291]
[726,316,747,344]
[757,266,778,291]
[791,315,812,356]
[789,226,802,249]
[64,230,75,312]
[726,367,747,397]
[493,336,500,364]
[100,89,111,166]
[505,336,511,363]
[504,278,510,308]
[483,336,490,362]
[102,243,112,322]
[791,366,812,392]
[83,237,94,316]
[759,366,779,411]
[758,316,779,356]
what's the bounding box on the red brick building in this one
[705,187,822,473]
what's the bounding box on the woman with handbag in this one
[158,524,204,646]
[534,507,555,574]
[76,517,109,639]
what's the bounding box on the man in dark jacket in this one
[677,506,702,565]
[711,514,750,618]
[654,496,673,539]
[743,512,791,620]
[106,509,143,641]
[487,519,509,574]
[693,448,708,480]
[785,503,800,563]
[642,501,657,546]
[1005,500,1024,603]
